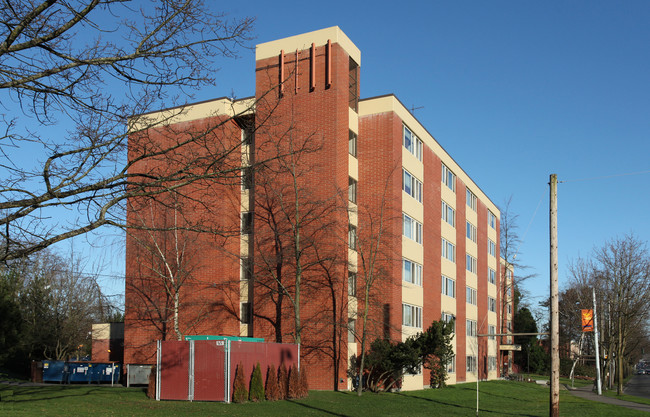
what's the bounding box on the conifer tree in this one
[265,364,280,401]
[232,363,248,403]
[249,362,265,402]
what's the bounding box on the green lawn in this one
[1,380,647,416]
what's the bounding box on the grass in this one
[603,390,650,406]
[1,380,648,416]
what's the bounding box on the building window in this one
[403,213,422,244]
[403,125,422,161]
[402,303,422,328]
[348,225,357,250]
[348,271,357,297]
[488,210,496,229]
[241,257,253,281]
[349,177,357,203]
[467,356,477,373]
[403,259,423,286]
[242,167,253,190]
[447,356,456,374]
[506,269,513,280]
[488,239,496,257]
[441,275,455,298]
[441,238,455,262]
[488,356,497,371]
[466,319,477,337]
[466,254,477,274]
[348,319,356,343]
[466,189,477,211]
[441,200,455,227]
[466,221,477,243]
[441,163,456,192]
[349,130,357,157]
[488,325,496,340]
[402,169,422,202]
[489,268,496,284]
[241,302,251,324]
[466,286,477,306]
[488,296,496,312]
[507,304,512,315]
[349,57,359,111]
[242,126,254,146]
[442,312,455,332]
[241,212,253,234]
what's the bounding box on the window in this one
[403,125,422,161]
[349,57,359,111]
[447,356,456,373]
[441,238,455,262]
[348,225,357,250]
[242,126,254,146]
[441,200,455,227]
[488,296,496,312]
[507,304,512,315]
[488,325,496,340]
[466,356,477,373]
[488,268,496,284]
[488,356,497,372]
[403,214,422,244]
[466,254,477,274]
[441,163,456,192]
[466,189,477,211]
[466,286,477,306]
[488,210,496,229]
[402,169,422,202]
[442,312,455,332]
[349,177,357,203]
[506,269,513,281]
[466,221,477,243]
[403,259,423,286]
[466,319,477,337]
[402,303,422,328]
[242,167,253,190]
[348,271,357,297]
[488,239,496,257]
[349,130,357,157]
[241,212,253,234]
[348,319,356,343]
[241,302,251,324]
[241,257,253,281]
[441,275,455,298]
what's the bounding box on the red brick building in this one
[125,27,512,390]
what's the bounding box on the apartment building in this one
[124,26,509,391]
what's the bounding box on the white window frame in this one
[402,169,422,203]
[467,356,477,373]
[441,238,456,262]
[466,319,477,337]
[402,303,423,328]
[488,296,496,312]
[488,325,496,340]
[403,125,423,161]
[466,286,477,306]
[442,312,456,332]
[466,253,477,274]
[466,221,477,243]
[441,275,455,298]
[403,213,422,244]
[441,200,455,227]
[488,239,496,257]
[466,189,477,211]
[441,162,456,192]
[488,268,496,284]
[447,355,456,373]
[488,210,496,229]
[488,356,497,371]
[403,258,423,286]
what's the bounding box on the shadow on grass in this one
[285,392,351,417]
[0,384,123,403]
[393,390,538,417]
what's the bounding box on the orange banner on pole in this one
[581,309,594,332]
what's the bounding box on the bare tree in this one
[0,0,254,261]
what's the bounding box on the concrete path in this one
[568,384,650,413]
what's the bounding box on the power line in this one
[559,169,650,184]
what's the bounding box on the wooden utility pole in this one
[550,174,559,417]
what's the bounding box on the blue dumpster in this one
[42,360,66,382]
[67,362,91,383]
[89,363,120,383]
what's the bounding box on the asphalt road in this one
[624,374,650,399]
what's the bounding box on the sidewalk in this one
[568,385,650,413]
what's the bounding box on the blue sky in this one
[72,1,650,312]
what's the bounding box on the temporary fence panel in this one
[193,340,226,401]
[126,364,153,386]
[159,340,190,400]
